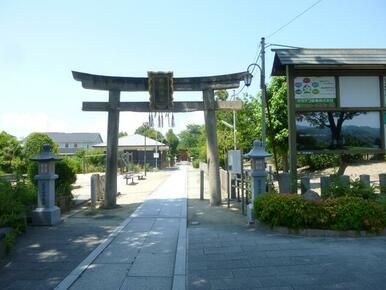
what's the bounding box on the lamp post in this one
[144,135,147,176]
[245,37,267,149]
[245,37,279,178]
[244,139,271,223]
[30,144,62,226]
[155,130,158,170]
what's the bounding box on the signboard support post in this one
[287,66,297,193]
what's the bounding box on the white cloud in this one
[0,112,71,139]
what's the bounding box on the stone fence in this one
[219,168,229,197]
[277,172,386,196]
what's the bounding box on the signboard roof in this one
[271,48,386,76]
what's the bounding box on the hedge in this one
[254,193,386,233]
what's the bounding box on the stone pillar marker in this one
[300,176,310,194]
[320,176,331,197]
[359,174,370,187]
[279,172,291,194]
[379,173,386,194]
[90,174,98,209]
[30,144,61,226]
[339,175,350,187]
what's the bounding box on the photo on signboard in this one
[296,111,381,151]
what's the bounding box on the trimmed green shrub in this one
[297,154,340,170]
[325,196,385,232]
[253,193,306,228]
[254,193,386,233]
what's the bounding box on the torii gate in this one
[72,70,248,208]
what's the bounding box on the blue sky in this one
[1,0,385,141]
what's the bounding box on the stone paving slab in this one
[56,167,187,290]
[187,225,386,290]
[120,276,173,290]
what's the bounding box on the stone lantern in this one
[244,140,271,223]
[30,144,62,226]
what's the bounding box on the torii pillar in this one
[203,89,221,205]
[72,70,248,208]
[105,90,120,208]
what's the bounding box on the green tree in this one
[215,90,260,167]
[23,132,58,183]
[118,131,128,138]
[165,129,179,161]
[135,123,165,143]
[265,76,289,172]
[178,124,206,161]
[233,93,260,154]
[0,131,24,174]
[23,132,58,158]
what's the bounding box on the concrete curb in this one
[254,221,386,238]
[172,167,188,290]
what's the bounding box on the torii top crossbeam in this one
[72,71,249,92]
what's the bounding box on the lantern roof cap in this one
[30,144,62,161]
[244,140,271,159]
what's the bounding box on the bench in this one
[123,172,145,185]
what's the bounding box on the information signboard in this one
[294,76,336,108]
[227,150,242,174]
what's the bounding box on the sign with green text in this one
[294,76,336,108]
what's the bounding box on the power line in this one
[267,0,324,39]
[234,84,246,98]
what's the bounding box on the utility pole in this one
[232,90,237,150]
[260,37,267,148]
[144,135,147,176]
[155,131,158,169]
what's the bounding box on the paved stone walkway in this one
[0,170,171,290]
[56,167,187,290]
[188,225,386,290]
